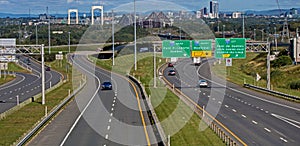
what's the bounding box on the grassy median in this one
[0,57,82,145]
[91,53,224,146]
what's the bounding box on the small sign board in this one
[226,58,232,66]
[55,54,63,60]
[0,63,8,70]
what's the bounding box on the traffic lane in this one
[28,59,100,146]
[0,73,25,90]
[173,59,296,145]
[0,73,40,113]
[198,59,300,119]
[63,54,152,146]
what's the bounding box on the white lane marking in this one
[197,62,300,112]
[265,111,269,114]
[114,96,117,100]
[280,137,288,143]
[232,109,237,112]
[110,113,113,116]
[112,103,115,107]
[26,91,29,93]
[107,126,110,130]
[203,93,206,95]
[241,114,247,118]
[113,99,116,103]
[111,108,114,111]
[21,93,24,95]
[10,91,12,93]
[9,97,12,100]
[260,109,264,111]
[225,105,229,108]
[218,101,222,104]
[252,120,258,124]
[105,134,109,139]
[264,128,271,133]
[208,95,210,98]
[212,98,216,100]
[271,113,300,129]
[115,93,117,96]
[108,119,112,123]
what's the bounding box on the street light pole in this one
[254,29,256,40]
[134,0,137,70]
[68,32,70,53]
[112,10,115,66]
[35,24,38,45]
[41,44,46,105]
[242,13,245,38]
[179,27,181,40]
[48,13,51,54]
[223,25,225,38]
[153,44,156,88]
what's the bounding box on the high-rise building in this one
[209,0,219,18]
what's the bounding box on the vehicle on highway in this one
[168,62,174,67]
[101,81,112,90]
[199,79,208,87]
[168,69,176,76]
[45,66,51,71]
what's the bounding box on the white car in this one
[199,80,208,87]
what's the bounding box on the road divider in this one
[128,75,166,146]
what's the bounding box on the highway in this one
[163,58,300,145]
[29,52,161,146]
[0,56,62,114]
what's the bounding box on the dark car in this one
[168,62,174,67]
[168,69,176,76]
[101,81,112,90]
[46,66,51,71]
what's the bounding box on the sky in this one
[0,0,299,14]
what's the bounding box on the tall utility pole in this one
[254,29,256,40]
[41,44,46,105]
[134,0,137,70]
[260,29,264,41]
[153,44,156,88]
[274,27,278,52]
[35,24,38,45]
[267,37,271,90]
[112,10,115,66]
[68,32,71,53]
[223,25,225,38]
[47,7,51,54]
[242,13,245,38]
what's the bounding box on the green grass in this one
[212,52,300,97]
[91,53,224,146]
[0,75,15,86]
[0,59,82,145]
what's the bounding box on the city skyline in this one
[0,0,299,15]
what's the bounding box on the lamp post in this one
[68,32,70,53]
[112,10,115,66]
[134,0,137,70]
[223,25,225,38]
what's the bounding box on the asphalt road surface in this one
[29,52,161,146]
[163,58,300,146]
[0,56,62,114]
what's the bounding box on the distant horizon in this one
[0,0,298,15]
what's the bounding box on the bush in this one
[271,55,293,67]
[289,80,300,89]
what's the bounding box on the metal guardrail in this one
[127,75,166,146]
[16,77,86,146]
[244,84,300,101]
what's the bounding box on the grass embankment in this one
[212,52,300,97]
[0,57,82,145]
[91,53,224,146]
[0,62,31,85]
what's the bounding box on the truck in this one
[193,57,201,66]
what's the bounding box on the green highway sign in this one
[162,40,191,58]
[215,38,246,59]
[192,40,212,51]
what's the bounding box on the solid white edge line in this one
[59,56,101,146]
